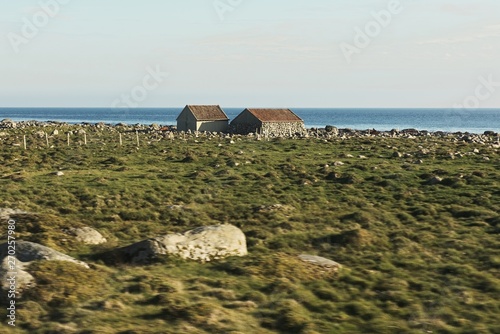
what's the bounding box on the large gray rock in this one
[0,241,89,293]
[0,257,35,292]
[118,224,247,263]
[0,241,89,268]
[66,227,107,245]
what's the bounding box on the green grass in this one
[0,126,499,333]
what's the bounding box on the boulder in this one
[298,254,342,271]
[0,241,90,293]
[117,224,247,264]
[0,241,89,269]
[0,257,35,292]
[66,227,107,245]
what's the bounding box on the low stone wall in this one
[229,121,306,137]
[261,122,306,137]
[228,122,259,135]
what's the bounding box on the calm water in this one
[0,108,498,134]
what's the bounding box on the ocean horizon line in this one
[1,107,498,134]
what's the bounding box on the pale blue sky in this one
[1,0,499,107]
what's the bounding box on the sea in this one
[0,108,498,134]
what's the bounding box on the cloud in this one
[439,4,482,16]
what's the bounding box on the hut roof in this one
[244,108,303,122]
[185,105,229,121]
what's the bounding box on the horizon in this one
[1,1,499,109]
[1,107,499,110]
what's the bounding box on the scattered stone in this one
[298,254,342,271]
[167,205,184,210]
[54,171,64,177]
[0,208,28,220]
[392,152,403,158]
[333,161,344,166]
[257,204,294,213]
[115,224,247,264]
[65,227,107,245]
[426,176,443,185]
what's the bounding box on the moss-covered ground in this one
[0,126,499,333]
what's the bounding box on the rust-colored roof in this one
[186,105,229,121]
[245,109,303,122]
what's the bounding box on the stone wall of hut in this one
[261,122,306,137]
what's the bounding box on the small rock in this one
[54,171,64,177]
[0,208,28,220]
[392,152,403,158]
[298,254,342,271]
[426,176,443,185]
[66,227,107,245]
[167,205,184,210]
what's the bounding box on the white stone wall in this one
[261,122,306,137]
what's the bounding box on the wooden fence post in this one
[45,133,49,147]
[23,135,27,150]
[67,133,70,146]
[136,131,140,147]
[119,133,123,146]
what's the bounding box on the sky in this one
[0,0,499,108]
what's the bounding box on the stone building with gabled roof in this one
[176,105,229,132]
[230,108,306,136]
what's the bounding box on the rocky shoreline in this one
[1,118,499,146]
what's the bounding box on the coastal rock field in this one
[0,122,499,333]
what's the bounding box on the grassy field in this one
[0,126,499,333]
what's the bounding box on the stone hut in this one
[176,105,229,133]
[230,108,306,136]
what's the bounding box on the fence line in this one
[8,131,154,150]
